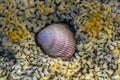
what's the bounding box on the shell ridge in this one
[37,23,76,60]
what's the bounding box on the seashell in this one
[36,23,76,60]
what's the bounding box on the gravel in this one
[0,0,120,80]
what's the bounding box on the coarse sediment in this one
[0,0,120,80]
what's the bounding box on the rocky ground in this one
[0,0,120,80]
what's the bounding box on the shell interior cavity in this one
[36,23,76,60]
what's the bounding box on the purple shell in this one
[36,24,76,60]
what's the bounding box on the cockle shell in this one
[36,23,76,60]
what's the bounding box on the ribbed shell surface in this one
[37,24,76,60]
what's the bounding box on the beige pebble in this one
[109,44,115,50]
[23,48,31,55]
[96,72,101,76]
[112,74,120,80]
[95,66,100,72]
[107,70,113,75]
[85,73,93,79]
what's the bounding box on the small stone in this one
[109,45,115,50]
[107,70,113,75]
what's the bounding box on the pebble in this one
[109,44,115,50]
